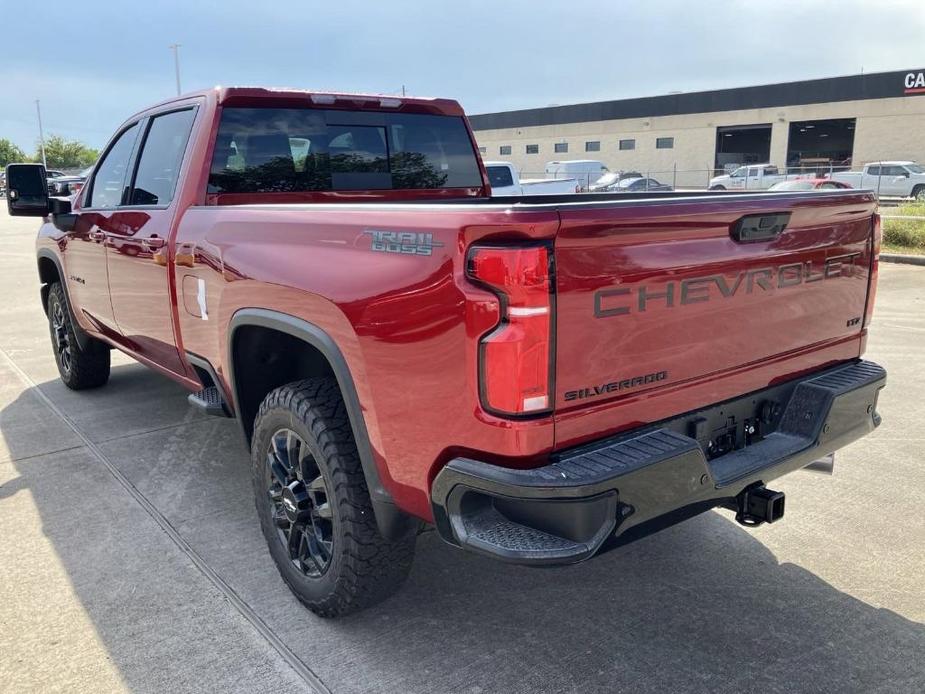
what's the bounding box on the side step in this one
[188,386,232,418]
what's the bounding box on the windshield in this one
[769,181,815,191]
[906,164,925,174]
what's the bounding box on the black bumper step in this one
[431,360,886,565]
[188,386,231,417]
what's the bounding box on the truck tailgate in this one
[553,191,877,448]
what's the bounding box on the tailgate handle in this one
[731,213,791,243]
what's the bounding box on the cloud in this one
[3,0,924,149]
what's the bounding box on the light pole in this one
[35,99,47,168]
[169,43,182,96]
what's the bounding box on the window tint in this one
[585,141,600,152]
[618,139,635,150]
[656,137,674,149]
[130,109,195,206]
[525,144,539,154]
[89,123,140,208]
[209,108,482,193]
[486,165,514,188]
[499,145,512,156]
[554,142,568,154]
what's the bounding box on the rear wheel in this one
[252,377,416,617]
[47,282,110,390]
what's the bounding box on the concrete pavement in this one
[0,206,922,693]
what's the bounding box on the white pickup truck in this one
[709,164,791,191]
[830,161,925,199]
[484,161,579,196]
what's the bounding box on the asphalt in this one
[0,205,922,694]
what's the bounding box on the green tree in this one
[0,138,28,166]
[37,135,99,169]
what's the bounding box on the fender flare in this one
[36,248,91,350]
[227,308,414,539]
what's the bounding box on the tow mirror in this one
[5,163,50,217]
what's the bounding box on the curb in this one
[881,253,925,266]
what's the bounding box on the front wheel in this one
[710,185,726,191]
[252,378,416,617]
[912,185,925,202]
[47,282,110,389]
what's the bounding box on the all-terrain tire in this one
[252,377,416,617]
[47,282,110,390]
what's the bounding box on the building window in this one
[499,145,511,155]
[619,139,635,151]
[585,140,600,152]
[656,137,674,149]
[554,142,568,154]
[478,146,487,154]
[525,144,539,154]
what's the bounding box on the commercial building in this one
[469,68,925,187]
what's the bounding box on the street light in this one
[169,43,182,96]
[35,100,47,169]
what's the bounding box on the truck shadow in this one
[1,365,922,693]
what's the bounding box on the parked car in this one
[49,167,92,197]
[590,175,672,193]
[768,179,852,191]
[6,86,886,618]
[484,161,579,195]
[545,159,609,190]
[830,161,925,199]
[710,164,790,190]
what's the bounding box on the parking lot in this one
[0,205,922,694]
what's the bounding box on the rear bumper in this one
[431,359,886,565]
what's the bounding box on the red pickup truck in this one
[6,87,886,618]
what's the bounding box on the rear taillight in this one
[467,245,553,416]
[864,213,881,327]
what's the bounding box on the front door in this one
[66,122,141,333]
[107,107,197,376]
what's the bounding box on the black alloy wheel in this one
[265,427,334,578]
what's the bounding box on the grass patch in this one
[882,202,925,253]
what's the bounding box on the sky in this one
[2,0,924,152]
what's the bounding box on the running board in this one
[188,386,232,418]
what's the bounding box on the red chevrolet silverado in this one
[6,87,886,617]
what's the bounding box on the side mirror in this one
[5,163,49,217]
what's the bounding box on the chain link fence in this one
[518,163,925,198]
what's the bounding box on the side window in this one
[867,166,881,176]
[487,165,514,188]
[130,109,196,206]
[89,123,140,208]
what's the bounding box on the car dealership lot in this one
[0,206,922,694]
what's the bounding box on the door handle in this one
[143,236,166,250]
[89,230,106,242]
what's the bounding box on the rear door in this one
[552,193,876,446]
[106,107,197,375]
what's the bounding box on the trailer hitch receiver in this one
[735,485,785,526]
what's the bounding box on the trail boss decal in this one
[594,253,862,318]
[364,230,444,256]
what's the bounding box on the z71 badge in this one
[364,230,444,256]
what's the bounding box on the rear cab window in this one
[208,107,483,199]
[486,165,514,188]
